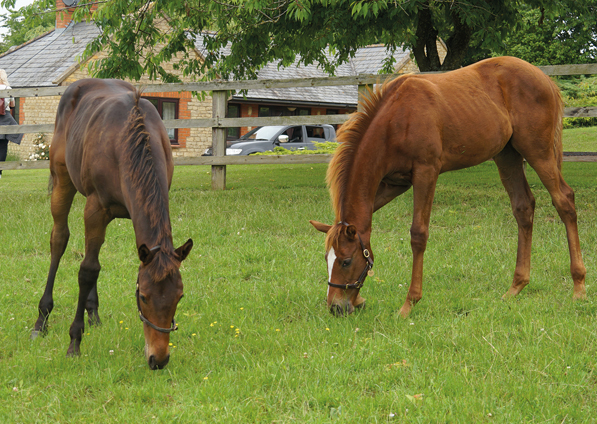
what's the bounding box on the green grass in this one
[1,162,597,423]
[562,126,597,152]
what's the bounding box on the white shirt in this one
[0,84,11,111]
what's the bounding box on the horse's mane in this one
[326,77,397,225]
[124,89,178,280]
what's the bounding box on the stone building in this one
[0,1,445,160]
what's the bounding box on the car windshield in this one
[240,126,284,141]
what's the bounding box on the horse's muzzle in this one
[148,354,170,370]
[330,301,355,316]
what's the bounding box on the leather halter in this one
[135,245,178,333]
[327,223,374,291]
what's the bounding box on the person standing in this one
[0,69,23,178]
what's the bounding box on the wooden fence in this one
[1,63,596,189]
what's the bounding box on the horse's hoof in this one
[398,305,411,318]
[501,290,518,301]
[30,328,47,340]
[572,290,587,301]
[88,317,102,327]
[66,344,81,357]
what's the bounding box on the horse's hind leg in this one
[494,145,536,298]
[67,196,111,356]
[527,158,586,299]
[32,171,77,339]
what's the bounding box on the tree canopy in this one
[0,0,54,54]
[1,0,595,81]
[499,6,597,66]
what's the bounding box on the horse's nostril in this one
[158,355,170,369]
[148,355,157,370]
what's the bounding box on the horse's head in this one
[310,221,373,316]
[136,239,193,370]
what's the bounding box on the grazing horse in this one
[31,79,193,369]
[310,56,586,317]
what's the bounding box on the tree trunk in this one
[412,3,472,72]
[412,4,441,72]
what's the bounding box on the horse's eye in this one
[342,259,352,268]
[140,295,148,304]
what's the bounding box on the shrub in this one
[556,75,597,129]
[28,133,50,160]
[254,141,339,155]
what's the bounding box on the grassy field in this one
[563,126,597,151]
[1,159,597,423]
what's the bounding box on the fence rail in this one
[2,63,597,99]
[1,107,595,136]
[4,151,596,171]
[1,62,597,187]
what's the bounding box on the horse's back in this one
[50,78,172,211]
[380,57,561,172]
[52,79,137,176]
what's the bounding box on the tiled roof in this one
[0,22,100,88]
[195,34,412,107]
[234,47,410,107]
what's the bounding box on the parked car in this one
[203,124,336,156]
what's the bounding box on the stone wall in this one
[397,40,447,74]
[9,96,61,160]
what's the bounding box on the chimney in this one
[56,0,98,29]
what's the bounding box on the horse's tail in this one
[551,79,564,171]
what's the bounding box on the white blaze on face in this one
[326,247,337,297]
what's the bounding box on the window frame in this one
[144,96,180,145]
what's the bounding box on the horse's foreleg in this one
[399,166,438,318]
[32,174,76,339]
[86,284,101,327]
[494,148,536,298]
[67,197,110,357]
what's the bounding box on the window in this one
[306,126,326,140]
[281,126,303,143]
[258,106,311,117]
[227,104,240,140]
[145,97,179,145]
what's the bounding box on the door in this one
[277,126,311,151]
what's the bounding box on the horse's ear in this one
[345,224,357,240]
[175,238,193,262]
[138,244,157,265]
[309,220,332,234]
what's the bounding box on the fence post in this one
[357,84,368,112]
[211,90,228,190]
